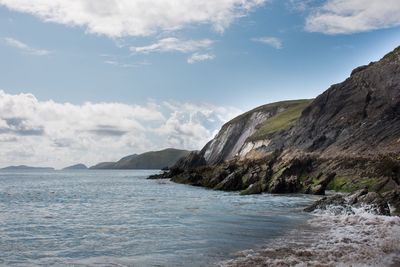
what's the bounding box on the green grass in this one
[327,176,381,192]
[224,99,312,127]
[248,100,312,141]
[383,46,400,61]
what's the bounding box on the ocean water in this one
[0,170,317,267]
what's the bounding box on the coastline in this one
[218,206,400,267]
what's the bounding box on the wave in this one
[218,206,400,267]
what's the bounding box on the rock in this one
[310,184,324,195]
[304,194,347,213]
[269,175,300,193]
[347,187,369,205]
[240,181,268,195]
[172,172,204,186]
[356,192,390,215]
[305,190,392,216]
[309,173,337,195]
[173,151,207,170]
[383,188,400,216]
[214,171,243,191]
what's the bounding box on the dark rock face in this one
[303,194,347,213]
[286,47,400,156]
[173,151,207,170]
[382,188,400,216]
[150,46,400,197]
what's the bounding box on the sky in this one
[0,0,400,168]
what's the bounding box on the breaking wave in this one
[219,206,400,267]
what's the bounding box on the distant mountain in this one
[0,165,54,171]
[90,148,191,170]
[62,164,88,170]
[90,162,115,169]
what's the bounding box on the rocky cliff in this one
[151,46,400,199]
[200,99,312,165]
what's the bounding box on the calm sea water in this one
[0,170,317,266]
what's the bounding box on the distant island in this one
[62,164,88,170]
[90,148,191,170]
[0,165,55,171]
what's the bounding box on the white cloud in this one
[101,54,151,68]
[3,37,51,56]
[0,90,241,168]
[103,60,151,68]
[252,36,283,49]
[130,38,214,54]
[0,0,267,37]
[187,53,215,64]
[305,0,400,34]
[287,0,315,12]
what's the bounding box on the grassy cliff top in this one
[248,99,312,141]
[223,99,313,129]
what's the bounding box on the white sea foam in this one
[219,206,400,267]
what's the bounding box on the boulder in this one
[240,181,267,195]
[383,188,400,216]
[356,192,390,215]
[304,194,347,213]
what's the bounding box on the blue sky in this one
[0,0,399,167]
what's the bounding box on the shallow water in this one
[0,170,317,266]
[221,205,400,267]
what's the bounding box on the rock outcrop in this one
[150,46,400,197]
[304,188,400,216]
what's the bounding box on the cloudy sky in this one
[0,0,399,168]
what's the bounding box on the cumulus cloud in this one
[305,0,400,34]
[3,37,51,56]
[130,38,214,54]
[0,90,240,168]
[0,0,266,37]
[187,53,215,64]
[252,36,283,49]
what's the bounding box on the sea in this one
[0,170,399,267]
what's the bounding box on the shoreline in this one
[218,206,400,267]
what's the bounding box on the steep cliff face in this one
[286,47,400,157]
[153,46,400,196]
[200,100,312,165]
